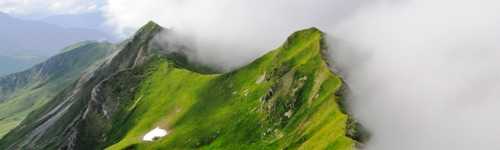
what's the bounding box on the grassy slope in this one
[105,28,355,149]
[0,42,113,138]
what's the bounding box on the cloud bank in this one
[55,0,500,149]
[331,0,500,149]
[103,0,370,70]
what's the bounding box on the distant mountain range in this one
[39,12,114,35]
[0,55,44,76]
[0,12,115,76]
[0,41,115,138]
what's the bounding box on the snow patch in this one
[143,127,168,141]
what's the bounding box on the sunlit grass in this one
[105,28,356,150]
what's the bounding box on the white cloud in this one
[103,0,369,70]
[0,0,100,17]
[102,0,500,149]
[332,0,500,149]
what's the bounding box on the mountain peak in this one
[124,21,163,45]
[137,21,163,33]
[145,20,161,28]
[280,27,323,54]
[243,27,328,72]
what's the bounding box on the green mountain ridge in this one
[0,41,115,138]
[0,21,365,150]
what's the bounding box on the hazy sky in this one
[0,0,103,18]
[3,0,500,150]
